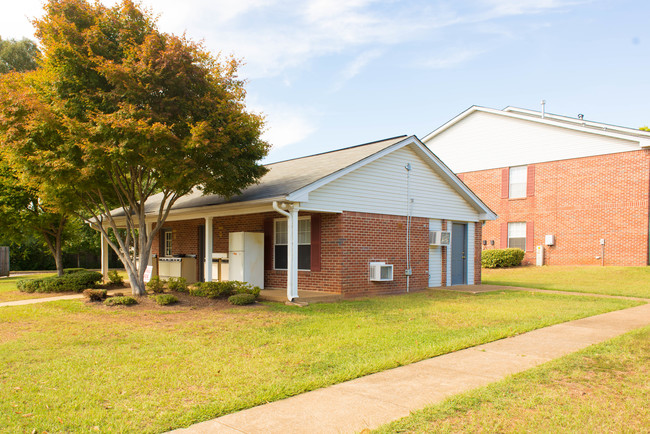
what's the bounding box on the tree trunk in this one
[126,266,147,296]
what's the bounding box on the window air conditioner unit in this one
[429,231,451,246]
[369,262,393,281]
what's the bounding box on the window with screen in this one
[164,231,173,256]
[509,166,527,198]
[508,222,526,250]
[274,218,311,270]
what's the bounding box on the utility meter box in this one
[545,234,555,246]
[536,245,544,266]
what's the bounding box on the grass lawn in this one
[0,274,56,303]
[374,325,650,433]
[482,265,650,298]
[0,289,640,433]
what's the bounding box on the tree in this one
[0,0,268,295]
[0,37,40,73]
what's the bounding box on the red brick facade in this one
[462,150,650,266]
[151,210,481,295]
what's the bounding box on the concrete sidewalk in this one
[170,301,650,434]
[0,288,128,307]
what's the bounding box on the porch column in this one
[146,221,154,270]
[100,232,109,282]
[288,206,299,300]
[205,216,213,282]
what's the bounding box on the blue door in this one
[451,223,467,285]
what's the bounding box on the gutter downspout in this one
[273,201,299,301]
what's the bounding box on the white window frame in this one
[164,231,173,257]
[274,217,311,271]
[509,166,527,199]
[508,222,526,250]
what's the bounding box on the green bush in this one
[83,288,108,301]
[63,268,86,275]
[167,277,188,292]
[146,275,166,293]
[151,294,178,306]
[228,293,256,305]
[189,281,260,299]
[104,296,137,306]
[16,271,103,293]
[107,270,124,285]
[482,248,525,268]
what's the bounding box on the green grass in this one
[482,265,650,298]
[374,325,650,433]
[0,290,640,433]
[0,274,55,302]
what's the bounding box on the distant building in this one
[423,106,650,266]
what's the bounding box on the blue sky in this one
[2,0,649,163]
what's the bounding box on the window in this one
[508,222,526,250]
[274,218,311,270]
[509,166,527,198]
[164,231,173,257]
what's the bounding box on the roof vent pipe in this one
[578,114,584,120]
[541,100,546,118]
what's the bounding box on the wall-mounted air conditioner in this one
[429,231,451,246]
[369,262,393,281]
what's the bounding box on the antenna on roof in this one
[578,114,584,120]
[541,100,546,118]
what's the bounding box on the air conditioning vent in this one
[369,262,393,281]
[429,231,451,246]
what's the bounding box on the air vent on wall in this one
[369,262,393,281]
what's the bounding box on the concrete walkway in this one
[171,301,650,434]
[0,288,128,307]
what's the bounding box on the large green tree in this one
[0,37,40,73]
[0,0,268,295]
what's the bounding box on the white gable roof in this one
[423,106,650,173]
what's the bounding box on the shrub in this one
[16,271,103,293]
[146,275,166,293]
[151,294,178,306]
[189,281,261,299]
[228,293,256,305]
[482,248,525,268]
[167,277,188,292]
[107,270,124,285]
[104,296,137,306]
[63,268,86,275]
[83,288,108,301]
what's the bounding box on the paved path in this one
[0,288,128,307]
[170,301,650,434]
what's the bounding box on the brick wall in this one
[463,150,650,266]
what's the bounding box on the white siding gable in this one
[305,145,480,222]
[426,111,641,173]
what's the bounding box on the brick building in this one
[423,106,650,266]
[105,135,495,300]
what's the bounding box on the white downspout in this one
[272,201,299,301]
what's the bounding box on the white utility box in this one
[545,234,555,246]
[536,245,544,266]
[228,232,264,289]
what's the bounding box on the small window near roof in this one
[509,166,527,199]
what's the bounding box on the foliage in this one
[0,0,269,295]
[0,37,40,73]
[104,296,137,306]
[107,270,124,285]
[190,280,260,299]
[481,248,525,268]
[146,275,166,293]
[228,293,256,305]
[167,276,188,292]
[83,288,107,301]
[63,268,86,274]
[0,236,56,270]
[151,293,178,306]
[17,270,103,293]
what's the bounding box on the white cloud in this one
[333,49,383,90]
[254,104,318,150]
[421,49,484,69]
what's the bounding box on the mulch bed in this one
[88,290,262,311]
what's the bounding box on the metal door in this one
[451,223,467,285]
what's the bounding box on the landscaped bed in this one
[482,265,650,298]
[0,289,640,433]
[374,325,650,433]
[0,273,57,303]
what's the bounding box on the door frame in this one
[451,222,468,285]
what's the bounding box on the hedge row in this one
[17,271,103,293]
[190,281,261,300]
[481,248,525,268]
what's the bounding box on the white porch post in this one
[288,205,299,300]
[146,221,153,269]
[205,216,213,282]
[100,232,109,281]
